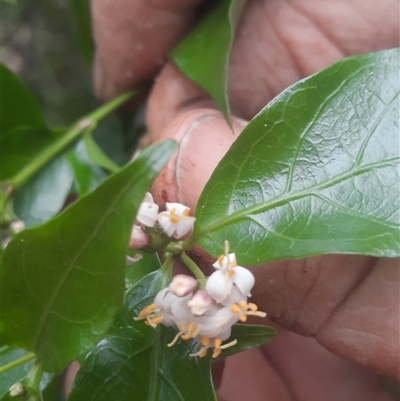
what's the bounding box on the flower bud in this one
[169,274,197,297]
[129,225,149,249]
[188,290,213,315]
[136,192,159,227]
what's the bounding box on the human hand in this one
[92,0,399,399]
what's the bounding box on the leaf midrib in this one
[194,157,399,240]
[30,160,154,352]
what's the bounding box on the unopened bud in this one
[9,382,27,397]
[188,290,214,315]
[136,192,159,227]
[10,220,25,234]
[129,225,149,249]
[169,274,197,297]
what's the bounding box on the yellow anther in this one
[227,270,235,277]
[218,255,225,266]
[214,338,222,348]
[200,336,210,346]
[169,208,179,223]
[239,314,247,322]
[231,304,241,314]
[183,208,190,217]
[229,261,237,267]
[151,316,163,325]
[212,348,222,358]
[248,303,258,311]
[138,304,157,317]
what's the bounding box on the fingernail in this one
[151,109,247,212]
[176,112,247,211]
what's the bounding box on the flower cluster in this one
[135,243,266,358]
[129,193,196,252]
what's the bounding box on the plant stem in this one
[164,243,182,255]
[27,361,43,391]
[10,91,137,188]
[180,252,205,280]
[0,353,36,373]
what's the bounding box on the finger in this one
[218,323,392,401]
[92,0,204,100]
[145,0,399,128]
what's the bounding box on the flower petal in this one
[157,212,176,237]
[206,270,232,303]
[232,266,255,297]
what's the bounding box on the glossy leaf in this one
[0,64,46,136]
[83,132,120,173]
[13,154,74,227]
[125,251,161,288]
[0,140,176,371]
[170,0,246,125]
[215,324,276,360]
[68,270,217,401]
[66,139,106,195]
[192,49,400,264]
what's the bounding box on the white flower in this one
[206,252,255,303]
[157,203,196,239]
[134,283,194,328]
[136,192,159,227]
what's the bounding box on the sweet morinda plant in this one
[1,0,399,400]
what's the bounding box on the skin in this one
[92,0,400,399]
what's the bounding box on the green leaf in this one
[68,0,94,64]
[215,324,276,360]
[0,140,176,371]
[170,0,246,125]
[68,270,217,401]
[66,139,106,195]
[13,154,74,227]
[125,251,160,289]
[83,132,120,173]
[0,348,62,401]
[1,127,60,182]
[2,92,135,189]
[191,49,400,264]
[0,347,34,397]
[0,64,46,136]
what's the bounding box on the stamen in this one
[151,316,163,325]
[168,331,184,347]
[227,269,235,277]
[224,240,229,255]
[231,304,241,314]
[182,208,190,217]
[218,255,225,266]
[200,336,210,346]
[212,348,222,358]
[169,208,179,223]
[190,346,208,358]
[229,261,237,267]
[219,339,237,350]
